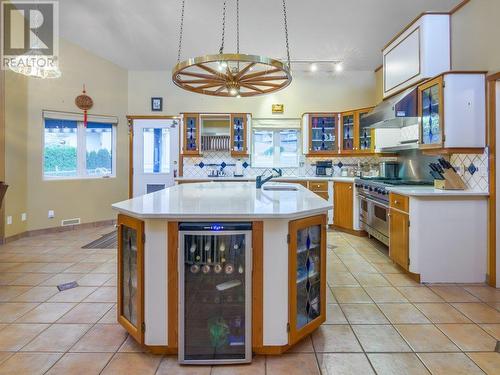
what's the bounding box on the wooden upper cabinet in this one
[340,108,375,154]
[306,113,339,155]
[230,113,249,157]
[182,113,200,155]
[418,76,444,149]
[340,112,355,153]
[117,214,144,344]
[333,182,353,230]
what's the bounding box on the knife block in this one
[434,170,466,190]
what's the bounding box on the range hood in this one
[362,86,418,129]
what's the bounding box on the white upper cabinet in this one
[383,14,450,99]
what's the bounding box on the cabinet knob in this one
[348,186,352,190]
[394,200,399,205]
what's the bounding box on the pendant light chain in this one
[236,0,240,54]
[177,0,186,63]
[219,0,227,54]
[282,0,291,69]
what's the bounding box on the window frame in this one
[251,127,301,168]
[43,119,117,181]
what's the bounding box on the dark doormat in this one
[82,231,117,249]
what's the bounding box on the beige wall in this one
[374,68,383,105]
[128,70,377,117]
[3,39,129,236]
[451,0,500,72]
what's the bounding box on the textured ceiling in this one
[58,0,461,71]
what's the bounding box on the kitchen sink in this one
[262,184,298,191]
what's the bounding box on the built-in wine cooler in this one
[179,223,252,364]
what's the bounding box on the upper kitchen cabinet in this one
[418,72,486,153]
[182,113,200,155]
[230,114,251,157]
[383,14,450,99]
[303,113,339,156]
[340,108,375,154]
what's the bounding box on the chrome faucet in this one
[256,168,282,189]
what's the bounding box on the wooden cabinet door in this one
[389,209,409,271]
[340,112,355,153]
[183,113,200,155]
[288,215,327,346]
[308,113,338,155]
[117,214,144,343]
[230,113,248,157]
[418,76,444,149]
[357,108,375,152]
[334,182,353,230]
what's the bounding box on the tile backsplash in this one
[450,151,489,192]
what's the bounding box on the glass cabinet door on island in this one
[308,114,338,154]
[341,112,355,152]
[230,114,248,157]
[183,114,200,155]
[117,214,144,343]
[288,215,326,345]
[418,76,443,148]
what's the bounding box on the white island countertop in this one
[112,182,331,219]
[174,176,356,183]
[386,186,489,197]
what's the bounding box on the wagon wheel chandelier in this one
[172,0,292,97]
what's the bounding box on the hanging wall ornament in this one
[75,85,94,127]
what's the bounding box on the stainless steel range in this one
[355,178,432,246]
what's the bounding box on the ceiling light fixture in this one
[172,0,292,97]
[335,63,343,72]
[310,63,318,72]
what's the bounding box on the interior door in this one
[132,118,179,197]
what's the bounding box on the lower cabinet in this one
[117,214,144,343]
[389,208,410,271]
[288,215,327,345]
[333,182,353,230]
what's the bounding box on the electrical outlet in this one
[48,210,55,219]
[6,216,12,225]
[21,213,27,221]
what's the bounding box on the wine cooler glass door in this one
[179,228,252,364]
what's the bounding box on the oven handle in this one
[364,196,389,210]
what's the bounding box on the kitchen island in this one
[112,182,330,363]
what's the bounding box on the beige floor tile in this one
[211,355,265,375]
[372,263,403,274]
[58,302,113,324]
[118,335,147,353]
[83,287,116,302]
[327,272,359,287]
[0,352,62,375]
[317,353,375,375]
[353,273,391,287]
[397,287,443,303]
[8,273,53,286]
[394,324,459,352]
[429,286,480,302]
[451,303,500,323]
[0,263,20,272]
[98,305,118,324]
[325,304,348,324]
[47,286,97,303]
[352,325,411,352]
[0,324,48,351]
[63,262,100,274]
[0,273,24,286]
[0,286,31,302]
[0,353,12,366]
[332,287,372,303]
[467,352,500,375]
[378,303,430,324]
[418,353,484,375]
[464,286,500,302]
[16,302,76,323]
[40,273,85,286]
[101,352,161,375]
[327,262,349,273]
[156,356,211,375]
[437,324,497,351]
[383,273,421,286]
[479,324,500,340]
[340,303,389,324]
[368,353,430,375]
[70,324,127,352]
[414,303,471,323]
[311,325,362,353]
[343,261,379,274]
[266,353,320,375]
[0,302,38,323]
[45,352,113,375]
[37,263,74,273]
[7,263,45,273]
[22,323,91,352]
[91,263,116,274]
[11,286,59,302]
[77,273,114,287]
[103,276,117,287]
[365,287,408,303]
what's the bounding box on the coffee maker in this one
[315,161,333,176]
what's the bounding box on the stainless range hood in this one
[362,86,419,129]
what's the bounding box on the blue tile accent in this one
[242,161,249,169]
[337,161,344,169]
[220,161,227,169]
[198,162,205,169]
[468,163,477,175]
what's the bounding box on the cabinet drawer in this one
[308,181,328,192]
[390,193,409,212]
[314,191,329,200]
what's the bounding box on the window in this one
[252,128,300,168]
[44,119,116,179]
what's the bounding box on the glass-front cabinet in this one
[418,76,443,148]
[340,112,355,152]
[308,113,338,155]
[340,108,374,153]
[183,113,200,155]
[117,214,144,343]
[357,109,374,152]
[288,215,326,345]
[230,114,248,157]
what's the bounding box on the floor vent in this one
[61,218,81,226]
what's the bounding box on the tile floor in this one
[0,227,499,374]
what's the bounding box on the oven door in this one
[366,197,389,239]
[358,194,369,226]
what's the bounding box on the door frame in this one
[126,115,181,198]
[487,73,500,287]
